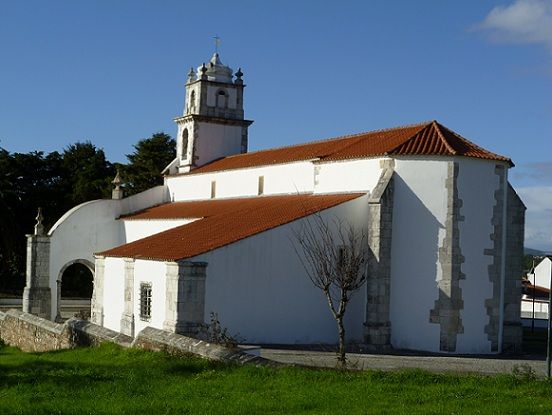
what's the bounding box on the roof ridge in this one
[432,121,457,155]
[216,120,435,160]
[435,122,512,164]
[385,121,433,155]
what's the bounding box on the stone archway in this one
[56,259,94,322]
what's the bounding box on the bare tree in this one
[292,214,368,367]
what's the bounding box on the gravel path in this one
[261,348,548,377]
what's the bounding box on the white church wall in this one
[191,196,369,345]
[194,121,243,167]
[102,257,125,332]
[166,162,314,201]
[47,185,169,319]
[123,219,196,243]
[455,158,497,353]
[49,200,125,320]
[389,158,447,352]
[314,158,383,194]
[119,185,170,215]
[133,260,167,334]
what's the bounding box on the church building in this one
[23,52,525,354]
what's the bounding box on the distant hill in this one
[524,247,551,256]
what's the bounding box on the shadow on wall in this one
[389,174,443,351]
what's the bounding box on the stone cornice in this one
[185,79,246,88]
[174,114,253,127]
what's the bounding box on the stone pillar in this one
[364,160,394,348]
[91,256,105,326]
[22,208,52,320]
[163,261,207,335]
[483,165,507,352]
[429,162,465,352]
[120,258,135,337]
[502,184,525,352]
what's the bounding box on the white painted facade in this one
[389,158,448,352]
[455,158,499,354]
[45,150,518,352]
[133,260,167,335]
[191,197,368,344]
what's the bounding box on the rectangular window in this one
[258,176,264,195]
[211,181,216,199]
[139,283,152,321]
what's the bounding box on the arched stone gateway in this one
[55,259,94,322]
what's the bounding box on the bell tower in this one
[174,53,253,173]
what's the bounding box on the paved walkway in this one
[261,348,549,377]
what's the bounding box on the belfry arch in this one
[55,259,94,322]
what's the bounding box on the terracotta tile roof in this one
[184,121,511,175]
[98,193,365,261]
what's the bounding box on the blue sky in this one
[1,0,551,249]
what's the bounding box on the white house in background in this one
[23,52,526,354]
[528,256,551,290]
[521,256,551,324]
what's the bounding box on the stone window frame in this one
[139,282,152,322]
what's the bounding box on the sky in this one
[0,0,551,250]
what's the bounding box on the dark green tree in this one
[0,142,114,295]
[123,132,175,196]
[61,142,114,205]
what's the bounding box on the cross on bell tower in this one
[173,48,253,174]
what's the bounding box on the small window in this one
[216,89,228,108]
[258,176,264,195]
[190,90,196,110]
[211,181,216,199]
[181,129,189,160]
[139,283,152,321]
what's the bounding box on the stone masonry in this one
[22,219,52,320]
[91,256,105,326]
[163,261,207,335]
[364,160,394,348]
[483,165,506,352]
[502,184,525,352]
[120,258,136,337]
[430,162,465,352]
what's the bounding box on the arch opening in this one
[56,259,94,322]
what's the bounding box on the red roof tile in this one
[98,193,365,261]
[183,121,511,175]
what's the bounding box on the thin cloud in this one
[514,160,552,185]
[477,0,552,50]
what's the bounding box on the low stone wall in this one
[133,327,283,367]
[0,309,72,352]
[0,310,282,368]
[66,318,133,348]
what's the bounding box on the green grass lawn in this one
[1,342,552,415]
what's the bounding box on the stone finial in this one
[187,67,196,83]
[199,63,207,80]
[112,169,124,200]
[234,67,243,85]
[34,207,45,236]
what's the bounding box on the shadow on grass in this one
[0,345,239,390]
